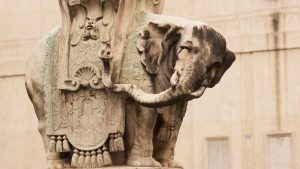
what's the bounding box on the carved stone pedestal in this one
[65,167,180,169]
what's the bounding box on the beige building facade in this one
[0,0,300,169]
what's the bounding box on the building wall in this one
[0,0,300,169]
[0,1,60,168]
[165,1,300,169]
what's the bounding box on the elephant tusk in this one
[187,86,206,101]
[170,71,179,87]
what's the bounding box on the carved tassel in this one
[91,151,97,168]
[170,124,178,141]
[169,131,175,141]
[97,149,104,167]
[157,127,170,142]
[49,136,56,152]
[170,130,177,141]
[115,133,124,151]
[77,151,85,168]
[71,149,79,167]
[62,136,71,152]
[102,146,112,166]
[109,134,116,152]
[56,136,63,152]
[84,152,91,168]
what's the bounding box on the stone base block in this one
[65,167,181,169]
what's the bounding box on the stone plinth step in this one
[65,167,181,169]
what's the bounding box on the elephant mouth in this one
[187,86,207,101]
[170,66,207,98]
[171,81,207,101]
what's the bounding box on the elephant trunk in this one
[112,53,207,108]
[112,84,182,108]
[112,82,206,108]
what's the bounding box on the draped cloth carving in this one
[44,0,165,157]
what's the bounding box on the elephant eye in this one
[180,40,194,50]
[179,44,192,51]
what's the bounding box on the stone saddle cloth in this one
[43,27,125,151]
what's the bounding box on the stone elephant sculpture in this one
[25,4,235,169]
[105,13,236,167]
[113,21,236,107]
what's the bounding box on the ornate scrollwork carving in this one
[70,0,115,46]
[58,0,116,90]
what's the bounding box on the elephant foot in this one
[46,152,70,169]
[159,159,183,168]
[46,159,65,169]
[127,156,162,167]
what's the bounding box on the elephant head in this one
[113,22,236,108]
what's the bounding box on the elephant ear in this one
[137,22,179,74]
[208,49,236,88]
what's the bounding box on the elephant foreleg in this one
[153,101,188,168]
[126,104,162,167]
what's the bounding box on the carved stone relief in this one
[59,0,116,91]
